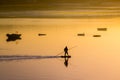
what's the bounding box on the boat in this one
[97,28,107,31]
[77,33,85,36]
[6,33,21,41]
[93,35,101,37]
[60,55,71,58]
[7,34,21,38]
[38,34,46,36]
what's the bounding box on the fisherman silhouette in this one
[64,46,68,56]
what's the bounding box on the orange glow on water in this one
[0,18,120,80]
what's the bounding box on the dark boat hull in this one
[93,35,101,37]
[6,34,21,42]
[97,28,107,31]
[7,34,21,38]
[38,34,46,36]
[60,56,71,58]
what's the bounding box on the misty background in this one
[0,0,120,18]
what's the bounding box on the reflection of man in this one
[64,46,68,56]
[64,57,69,67]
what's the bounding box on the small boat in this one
[38,34,46,36]
[60,55,71,58]
[93,35,101,37]
[6,33,21,42]
[97,28,107,31]
[7,34,21,38]
[77,33,85,36]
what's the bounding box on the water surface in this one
[0,18,120,80]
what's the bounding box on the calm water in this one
[0,18,120,80]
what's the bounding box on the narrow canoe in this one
[60,56,71,58]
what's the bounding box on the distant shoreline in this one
[0,2,120,19]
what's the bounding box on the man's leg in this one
[67,52,69,56]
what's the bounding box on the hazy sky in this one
[0,0,120,18]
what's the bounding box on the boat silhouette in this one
[97,28,107,31]
[77,33,85,36]
[6,33,21,42]
[38,34,46,36]
[93,35,101,37]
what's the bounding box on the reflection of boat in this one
[97,28,107,31]
[93,35,101,37]
[6,33,21,42]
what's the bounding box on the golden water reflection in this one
[0,18,120,80]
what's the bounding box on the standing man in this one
[64,46,68,56]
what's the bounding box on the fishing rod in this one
[56,51,64,56]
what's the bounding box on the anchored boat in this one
[6,33,21,42]
[38,34,46,36]
[93,35,101,37]
[77,33,85,36]
[61,55,71,58]
[97,28,107,31]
